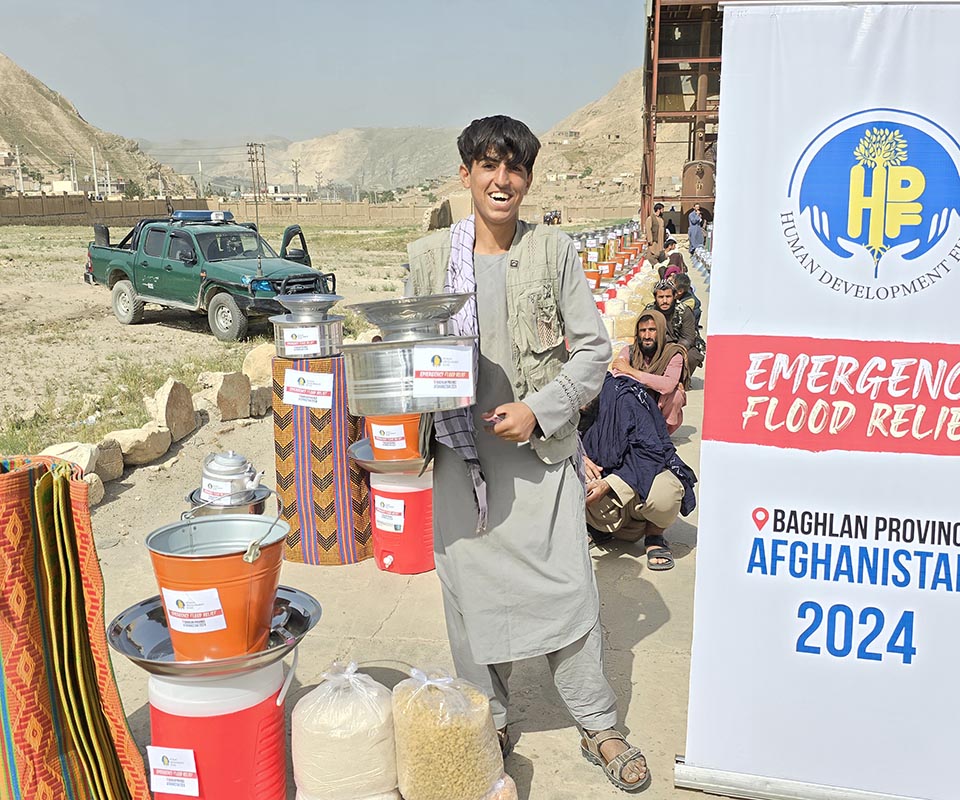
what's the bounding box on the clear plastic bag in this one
[393,668,504,800]
[292,661,398,800]
[483,774,519,800]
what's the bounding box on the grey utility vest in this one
[407,220,579,464]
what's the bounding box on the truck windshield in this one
[195,231,278,261]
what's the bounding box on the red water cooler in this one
[370,471,434,574]
[148,661,290,800]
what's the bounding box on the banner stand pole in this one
[675,758,918,800]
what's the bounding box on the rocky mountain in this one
[537,68,646,180]
[0,52,189,194]
[140,127,461,193]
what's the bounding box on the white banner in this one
[683,4,960,800]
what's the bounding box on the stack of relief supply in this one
[343,294,480,576]
[292,662,401,800]
[393,668,516,800]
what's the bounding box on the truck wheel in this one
[207,293,248,341]
[111,280,144,324]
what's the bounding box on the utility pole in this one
[91,146,99,197]
[69,154,78,192]
[314,170,322,201]
[247,142,266,275]
[105,161,112,196]
[198,160,203,198]
[14,144,24,193]
[291,159,300,199]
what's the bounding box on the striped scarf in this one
[434,215,489,533]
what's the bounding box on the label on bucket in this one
[372,424,406,450]
[587,251,599,263]
[375,495,405,532]
[282,368,333,409]
[161,587,227,633]
[412,345,473,397]
[147,746,199,797]
[282,325,323,355]
[199,477,233,503]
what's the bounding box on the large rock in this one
[197,371,250,421]
[151,378,197,442]
[95,438,124,481]
[242,343,276,388]
[83,473,105,506]
[107,423,172,466]
[250,386,273,418]
[39,442,99,474]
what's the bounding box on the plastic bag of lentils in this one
[393,668,504,800]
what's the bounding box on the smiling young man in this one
[407,115,651,793]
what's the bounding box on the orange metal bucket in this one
[599,261,617,279]
[584,269,601,290]
[365,413,423,461]
[145,515,289,662]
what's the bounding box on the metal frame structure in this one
[641,0,721,220]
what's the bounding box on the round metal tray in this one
[276,293,343,321]
[348,438,430,475]
[185,486,272,517]
[348,293,472,340]
[107,585,321,677]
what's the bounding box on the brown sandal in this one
[497,725,513,758]
[581,729,651,793]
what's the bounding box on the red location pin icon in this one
[752,507,769,531]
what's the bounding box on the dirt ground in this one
[2,222,711,799]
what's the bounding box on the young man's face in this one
[655,288,675,312]
[460,151,532,229]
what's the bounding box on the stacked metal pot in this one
[270,293,344,358]
[342,293,477,574]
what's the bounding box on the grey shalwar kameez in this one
[431,235,617,730]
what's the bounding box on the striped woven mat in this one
[0,455,149,800]
[272,356,372,566]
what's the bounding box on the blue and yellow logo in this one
[785,109,960,299]
[431,354,442,367]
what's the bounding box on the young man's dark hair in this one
[653,202,664,212]
[457,115,541,173]
[671,272,692,293]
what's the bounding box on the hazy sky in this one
[2,0,647,144]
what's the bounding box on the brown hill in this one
[0,51,189,194]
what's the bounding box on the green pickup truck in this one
[83,210,335,341]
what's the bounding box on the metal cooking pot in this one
[271,314,344,358]
[275,293,343,322]
[200,451,263,505]
[341,335,476,416]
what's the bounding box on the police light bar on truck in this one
[170,210,235,223]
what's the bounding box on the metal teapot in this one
[199,451,264,505]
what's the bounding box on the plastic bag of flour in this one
[482,774,519,800]
[393,668,503,800]
[292,661,398,800]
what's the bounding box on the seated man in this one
[609,309,688,434]
[646,280,704,374]
[658,238,685,279]
[670,272,702,327]
[581,373,697,570]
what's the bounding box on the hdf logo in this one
[175,599,185,609]
[784,109,960,300]
[431,354,443,367]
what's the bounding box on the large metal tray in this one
[107,585,321,677]
[276,293,343,321]
[348,293,472,340]
[348,438,430,475]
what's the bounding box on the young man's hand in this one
[490,402,537,442]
